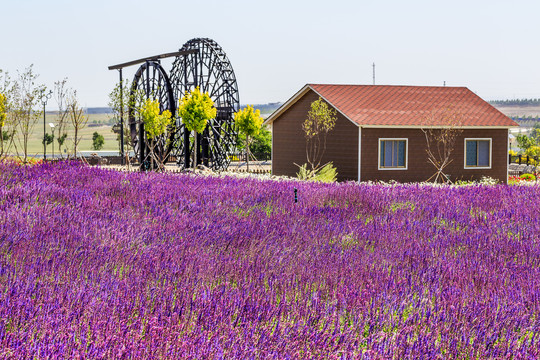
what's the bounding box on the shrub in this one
[296,162,337,183]
[92,132,105,150]
[520,173,536,181]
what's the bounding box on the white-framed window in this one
[464,138,492,169]
[378,138,408,170]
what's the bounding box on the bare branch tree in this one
[54,78,70,157]
[67,90,89,158]
[11,65,46,163]
[422,108,464,183]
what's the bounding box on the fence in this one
[508,154,538,176]
[508,154,538,165]
[229,152,271,162]
[232,168,271,174]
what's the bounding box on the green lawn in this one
[8,113,121,156]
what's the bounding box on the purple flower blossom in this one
[0,161,539,358]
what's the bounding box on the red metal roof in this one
[307,84,518,127]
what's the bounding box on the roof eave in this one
[263,84,360,128]
[263,85,311,125]
[359,124,520,129]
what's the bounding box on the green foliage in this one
[520,173,536,181]
[42,133,54,146]
[108,79,133,118]
[178,87,216,134]
[303,98,337,139]
[251,126,271,154]
[1,131,10,142]
[296,162,337,183]
[236,125,272,154]
[0,92,6,127]
[92,132,105,150]
[531,122,540,139]
[296,163,313,180]
[516,134,535,151]
[108,81,142,155]
[234,105,264,138]
[140,99,172,140]
[303,98,337,171]
[249,125,271,155]
[455,176,499,186]
[57,133,68,147]
[525,145,540,158]
[234,105,266,169]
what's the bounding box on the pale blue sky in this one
[2,0,539,108]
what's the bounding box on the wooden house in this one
[264,84,519,183]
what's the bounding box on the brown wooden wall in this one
[272,90,359,181]
[360,128,509,183]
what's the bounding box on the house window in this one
[379,139,407,170]
[465,138,491,168]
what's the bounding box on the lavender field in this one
[1,161,539,358]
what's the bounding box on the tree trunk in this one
[246,135,250,172]
[193,131,198,169]
[74,127,78,159]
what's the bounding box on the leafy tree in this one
[108,79,138,165]
[56,133,68,152]
[516,134,535,152]
[234,105,264,171]
[42,133,54,146]
[177,87,216,169]
[0,93,6,127]
[140,99,172,170]
[296,97,338,181]
[0,70,15,160]
[242,124,271,156]
[92,132,105,150]
[529,122,540,142]
[0,92,6,157]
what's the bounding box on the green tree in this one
[242,124,271,156]
[530,122,540,142]
[56,133,68,152]
[516,134,535,152]
[234,105,264,171]
[177,87,216,169]
[0,70,15,160]
[140,98,172,170]
[92,132,105,150]
[42,133,54,146]
[0,92,6,157]
[296,97,338,182]
[108,79,139,165]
